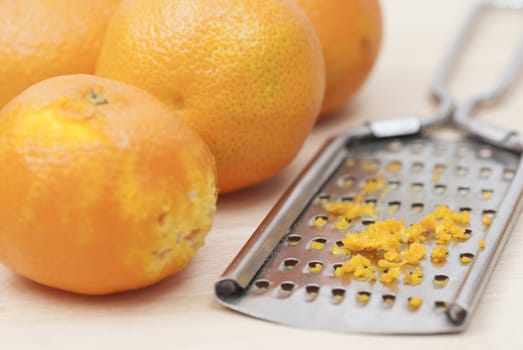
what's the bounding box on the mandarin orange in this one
[95,0,325,193]
[295,0,382,117]
[0,74,216,295]
[0,0,121,108]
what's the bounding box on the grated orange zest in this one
[334,254,376,281]
[380,267,401,284]
[431,246,449,264]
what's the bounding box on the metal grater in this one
[215,0,523,334]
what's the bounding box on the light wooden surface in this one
[2,1,523,349]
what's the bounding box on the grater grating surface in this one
[215,0,523,334]
[217,136,521,334]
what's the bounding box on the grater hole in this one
[432,164,446,182]
[464,229,472,238]
[411,162,424,172]
[382,294,396,306]
[388,140,403,152]
[433,164,446,174]
[503,169,515,180]
[411,142,425,153]
[307,261,323,273]
[481,189,493,201]
[388,180,401,190]
[388,201,401,213]
[339,195,355,202]
[435,301,449,310]
[478,147,492,159]
[282,258,299,271]
[310,215,328,229]
[365,198,378,207]
[411,203,424,213]
[434,184,446,195]
[254,279,270,292]
[344,158,356,168]
[280,282,295,291]
[434,143,447,155]
[456,166,469,176]
[456,145,470,157]
[460,253,475,264]
[483,209,496,216]
[411,182,424,193]
[386,161,402,172]
[479,167,492,179]
[458,186,470,196]
[278,282,296,297]
[482,209,496,226]
[316,193,331,204]
[337,175,356,189]
[305,285,320,300]
[433,274,449,287]
[331,240,347,256]
[332,263,343,275]
[459,207,472,214]
[362,219,375,226]
[362,159,379,171]
[309,237,327,251]
[287,234,302,247]
[332,288,346,304]
[356,291,371,305]
[333,217,351,232]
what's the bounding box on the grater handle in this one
[366,0,523,138]
[358,0,523,142]
[430,0,523,142]
[450,0,523,151]
[428,0,490,127]
[454,32,523,151]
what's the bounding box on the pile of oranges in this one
[0,0,382,294]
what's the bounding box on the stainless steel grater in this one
[215,0,523,334]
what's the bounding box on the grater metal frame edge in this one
[215,129,382,300]
[447,150,523,325]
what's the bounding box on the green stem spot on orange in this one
[88,89,108,105]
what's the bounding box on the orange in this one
[0,0,121,108]
[95,0,325,193]
[0,74,216,295]
[295,0,382,117]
